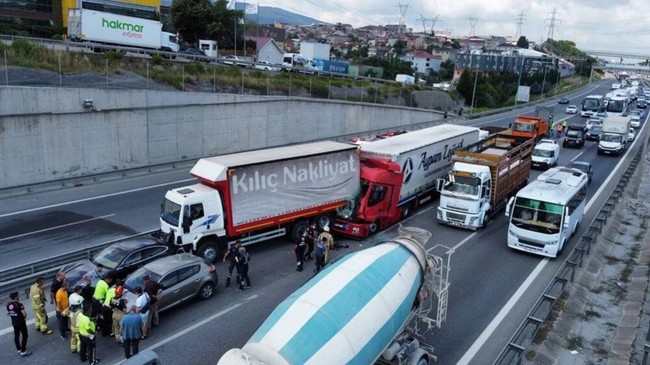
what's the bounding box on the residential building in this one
[404,51,442,74]
[256,38,284,64]
[452,48,557,79]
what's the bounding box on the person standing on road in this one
[102,281,118,337]
[78,306,98,364]
[66,292,83,354]
[50,272,65,306]
[80,275,93,307]
[111,284,127,344]
[120,305,144,359]
[235,247,251,290]
[29,277,53,335]
[143,274,162,330]
[314,237,327,274]
[87,264,106,290]
[294,235,307,272]
[223,240,241,287]
[317,226,334,264]
[7,292,31,357]
[303,223,316,261]
[55,281,70,340]
[92,273,112,318]
[134,286,150,339]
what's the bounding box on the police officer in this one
[102,281,118,337]
[92,273,112,318]
[78,306,98,364]
[294,236,307,272]
[222,240,241,288]
[29,277,53,335]
[7,292,31,357]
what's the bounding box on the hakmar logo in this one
[402,158,414,184]
[102,17,145,38]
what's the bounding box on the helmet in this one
[323,225,330,232]
[69,295,83,306]
[115,285,124,297]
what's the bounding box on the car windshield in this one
[571,164,587,173]
[601,134,622,142]
[566,131,581,138]
[511,197,562,234]
[588,127,602,134]
[161,198,181,226]
[93,246,130,270]
[125,267,162,292]
[533,148,552,157]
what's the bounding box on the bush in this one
[11,39,38,58]
[52,34,64,41]
[184,62,205,75]
[151,54,163,65]
[106,51,123,62]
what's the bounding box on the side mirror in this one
[505,197,515,217]
[482,186,489,197]
[436,178,446,192]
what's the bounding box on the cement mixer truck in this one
[217,226,451,365]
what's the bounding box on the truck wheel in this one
[408,349,429,365]
[315,214,332,230]
[402,203,413,218]
[369,220,380,234]
[290,219,309,242]
[481,212,491,228]
[197,239,220,263]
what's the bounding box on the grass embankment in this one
[0,39,431,105]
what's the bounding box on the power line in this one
[515,11,526,39]
[397,3,409,34]
[468,16,479,36]
[545,7,560,40]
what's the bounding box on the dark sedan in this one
[60,237,170,289]
[570,161,593,183]
[558,97,570,104]
[585,126,602,141]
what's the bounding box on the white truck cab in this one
[437,162,492,230]
[532,139,560,170]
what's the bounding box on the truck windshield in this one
[511,197,562,234]
[582,99,599,111]
[513,123,534,132]
[161,198,181,226]
[444,175,480,196]
[337,180,368,219]
[600,134,622,142]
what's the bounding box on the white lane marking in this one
[112,294,259,365]
[570,151,586,162]
[0,214,116,242]
[0,179,195,219]
[458,128,639,364]
[456,259,548,365]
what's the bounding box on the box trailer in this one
[156,141,360,261]
[333,124,481,238]
[67,9,179,52]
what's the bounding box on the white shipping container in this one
[72,9,162,49]
[360,125,480,205]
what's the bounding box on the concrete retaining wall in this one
[0,86,442,189]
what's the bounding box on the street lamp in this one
[515,55,525,105]
[541,66,548,99]
[471,62,479,114]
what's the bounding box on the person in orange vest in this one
[556,123,564,138]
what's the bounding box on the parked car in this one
[60,238,170,290]
[558,97,570,104]
[570,161,593,183]
[585,125,602,141]
[629,128,636,142]
[565,105,578,114]
[253,60,281,71]
[563,128,585,148]
[220,55,248,67]
[123,253,218,312]
[532,139,560,170]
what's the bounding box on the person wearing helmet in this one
[67,287,84,354]
[110,283,127,344]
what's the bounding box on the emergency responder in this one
[78,306,98,364]
[92,273,112,318]
[55,280,70,340]
[66,290,84,353]
[317,226,334,264]
[222,240,241,287]
[102,281,118,337]
[294,235,307,272]
[111,284,127,344]
[235,247,251,290]
[29,277,53,335]
[303,223,316,261]
[7,292,31,357]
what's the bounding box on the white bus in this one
[505,167,588,258]
[580,95,604,117]
[606,95,628,117]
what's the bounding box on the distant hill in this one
[236,3,328,26]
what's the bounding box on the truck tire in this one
[196,239,220,263]
[408,349,429,365]
[481,212,491,229]
[369,220,380,234]
[290,219,309,242]
[315,214,332,231]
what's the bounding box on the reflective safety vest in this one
[77,312,95,337]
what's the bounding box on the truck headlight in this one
[469,216,478,224]
[437,210,442,219]
[509,228,516,237]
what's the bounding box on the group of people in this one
[294,223,348,274]
[6,264,163,363]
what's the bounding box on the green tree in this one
[516,36,529,49]
[456,69,474,102]
[171,0,213,45]
[364,56,414,80]
[438,59,455,81]
[392,40,406,56]
[206,0,244,51]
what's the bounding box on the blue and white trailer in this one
[217,226,451,365]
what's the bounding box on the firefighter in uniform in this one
[111,284,127,344]
[65,291,84,353]
[29,277,53,335]
[317,226,335,264]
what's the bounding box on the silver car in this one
[124,253,218,312]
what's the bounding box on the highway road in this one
[0,79,641,365]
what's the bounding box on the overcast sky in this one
[251,0,650,59]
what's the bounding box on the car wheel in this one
[199,282,215,300]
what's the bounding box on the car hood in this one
[599,141,622,148]
[61,260,96,289]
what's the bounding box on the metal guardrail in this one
[0,230,156,299]
[493,136,646,364]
